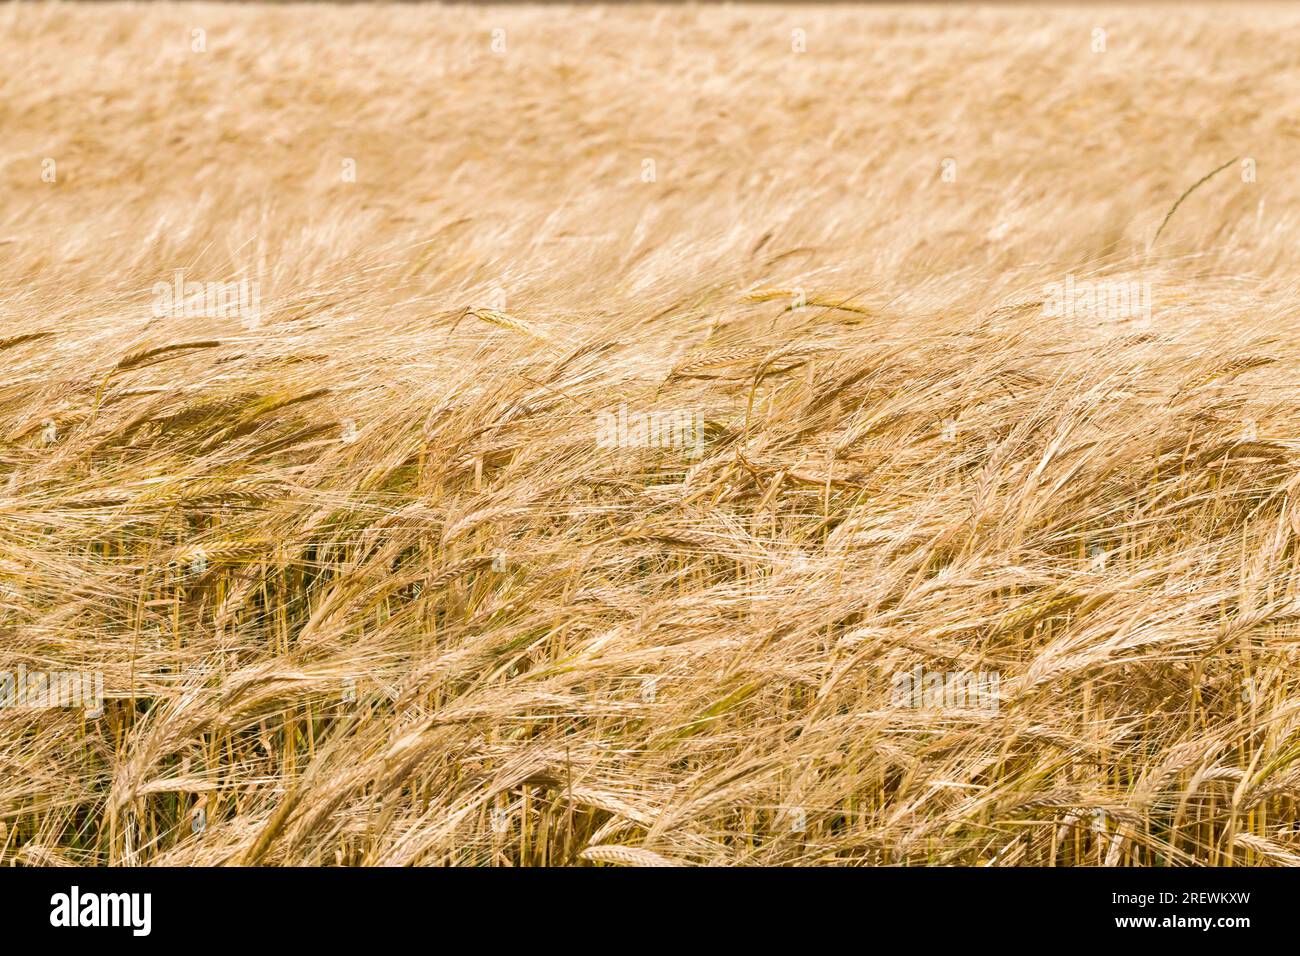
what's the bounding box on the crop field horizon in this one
[2,2,1300,867]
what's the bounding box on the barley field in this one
[2,1,1300,866]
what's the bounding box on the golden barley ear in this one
[116,340,222,371]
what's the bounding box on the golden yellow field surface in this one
[3,2,1300,866]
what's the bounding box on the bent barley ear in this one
[1151,157,1238,245]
